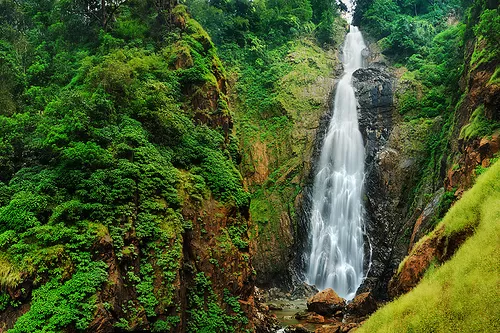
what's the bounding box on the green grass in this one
[358,162,500,332]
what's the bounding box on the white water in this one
[306,26,367,301]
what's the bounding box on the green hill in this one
[357,161,500,332]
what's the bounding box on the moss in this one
[0,255,21,289]
[358,162,500,332]
[460,104,500,140]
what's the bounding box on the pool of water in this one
[268,299,325,331]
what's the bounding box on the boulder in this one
[292,282,319,299]
[346,292,377,317]
[340,323,358,332]
[306,313,325,324]
[294,311,310,320]
[307,288,345,316]
[315,323,342,333]
[268,303,283,311]
[285,324,313,333]
[295,311,325,324]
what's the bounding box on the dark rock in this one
[345,292,378,317]
[409,188,445,250]
[352,65,413,300]
[292,282,319,300]
[306,313,325,324]
[295,310,310,320]
[294,311,326,324]
[307,288,345,316]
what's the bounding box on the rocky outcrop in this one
[352,64,404,299]
[307,289,345,316]
[352,55,451,300]
[315,323,343,333]
[388,224,474,297]
[345,292,377,317]
[408,188,445,250]
[445,133,500,195]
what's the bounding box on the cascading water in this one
[306,25,367,301]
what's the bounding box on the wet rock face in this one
[352,67,393,165]
[409,188,445,250]
[352,66,402,300]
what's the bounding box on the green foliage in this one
[187,0,344,48]
[136,263,158,317]
[187,272,248,333]
[198,152,250,207]
[9,261,108,333]
[227,224,250,250]
[361,0,463,60]
[152,316,181,332]
[357,162,500,333]
[470,8,500,68]
[0,1,251,330]
[390,17,467,215]
[460,105,500,139]
[0,255,21,289]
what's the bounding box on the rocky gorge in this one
[0,0,498,331]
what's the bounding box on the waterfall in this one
[306,26,367,301]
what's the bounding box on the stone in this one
[409,188,445,250]
[345,292,377,316]
[295,311,325,324]
[333,310,343,318]
[268,303,283,311]
[286,324,313,333]
[292,282,319,299]
[307,288,345,316]
[351,65,404,300]
[340,323,358,332]
[306,313,325,324]
[315,323,342,333]
[295,311,310,320]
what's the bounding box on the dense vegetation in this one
[354,0,500,329]
[358,160,500,332]
[354,0,499,237]
[185,0,348,282]
[0,0,498,331]
[0,0,251,331]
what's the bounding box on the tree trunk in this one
[101,0,107,28]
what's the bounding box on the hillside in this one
[0,1,253,332]
[357,161,500,332]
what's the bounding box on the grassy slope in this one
[357,161,500,332]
